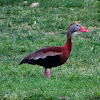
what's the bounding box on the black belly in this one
[28,55,62,69]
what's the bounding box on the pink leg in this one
[47,68,50,78]
[44,69,47,77]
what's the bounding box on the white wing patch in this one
[33,55,47,60]
[29,51,62,60]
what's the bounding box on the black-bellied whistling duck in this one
[19,23,88,78]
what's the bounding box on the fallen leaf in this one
[90,5,95,7]
[70,8,74,10]
[30,3,39,8]
[59,95,67,99]
[21,46,24,48]
[23,1,28,5]
[91,47,94,51]
[39,11,42,13]
[34,21,36,25]
[84,7,87,10]
[32,89,37,92]
[44,32,54,35]
[0,19,4,21]
[79,37,85,40]
[20,24,26,29]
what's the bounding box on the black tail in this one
[19,62,23,65]
[19,59,25,65]
[19,59,30,65]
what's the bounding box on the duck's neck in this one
[64,34,72,54]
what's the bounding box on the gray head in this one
[67,23,88,36]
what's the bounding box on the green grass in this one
[0,0,100,99]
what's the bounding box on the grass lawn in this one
[0,0,100,99]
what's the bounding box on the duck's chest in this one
[60,49,71,64]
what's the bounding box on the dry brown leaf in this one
[32,89,37,92]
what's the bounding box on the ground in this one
[0,0,100,99]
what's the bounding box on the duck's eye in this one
[77,25,79,27]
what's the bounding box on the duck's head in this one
[67,23,88,37]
